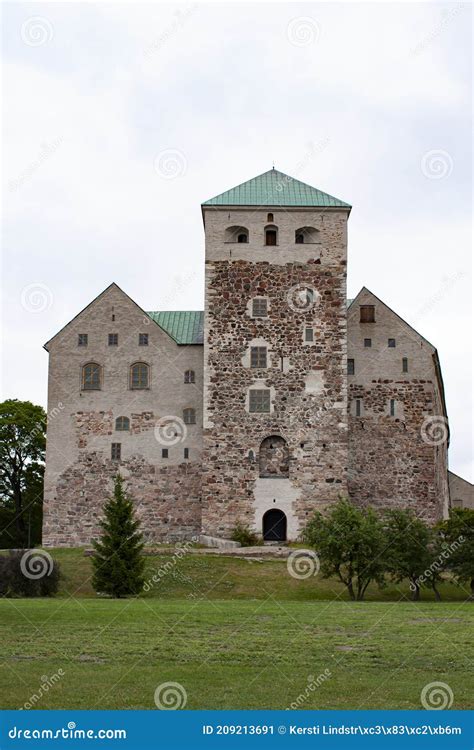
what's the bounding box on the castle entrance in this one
[262,509,287,542]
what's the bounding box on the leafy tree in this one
[385,509,443,601]
[438,508,474,600]
[0,400,46,547]
[92,475,145,597]
[303,498,386,601]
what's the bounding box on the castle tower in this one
[201,169,352,541]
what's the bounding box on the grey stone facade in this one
[42,172,455,547]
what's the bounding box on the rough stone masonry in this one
[42,169,453,547]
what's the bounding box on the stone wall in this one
[347,288,449,522]
[201,207,349,539]
[42,283,203,547]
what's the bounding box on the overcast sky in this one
[2,2,472,480]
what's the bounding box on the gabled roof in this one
[202,168,351,208]
[146,311,204,345]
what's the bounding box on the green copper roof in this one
[146,311,204,345]
[202,169,351,208]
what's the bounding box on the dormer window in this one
[265,225,278,246]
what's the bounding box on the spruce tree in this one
[92,474,145,597]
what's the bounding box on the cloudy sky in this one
[2,2,472,480]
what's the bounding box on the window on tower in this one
[225,226,248,243]
[264,226,278,246]
[249,389,271,413]
[252,298,268,318]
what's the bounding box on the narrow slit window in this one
[184,448,189,459]
[356,399,361,416]
[111,443,121,461]
[347,359,355,375]
[390,399,396,416]
[402,357,408,373]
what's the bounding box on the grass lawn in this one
[0,549,472,710]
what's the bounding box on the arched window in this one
[259,435,289,478]
[267,213,274,222]
[264,225,278,246]
[130,362,149,389]
[183,408,196,425]
[82,362,101,390]
[115,416,130,431]
[225,225,248,243]
[295,226,319,244]
[184,369,195,384]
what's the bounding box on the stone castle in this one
[42,168,468,548]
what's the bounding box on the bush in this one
[230,523,261,547]
[0,550,60,597]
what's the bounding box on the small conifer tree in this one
[92,474,145,597]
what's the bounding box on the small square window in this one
[249,389,270,413]
[162,448,168,458]
[108,333,118,346]
[139,333,149,346]
[305,327,314,342]
[250,346,267,368]
[364,338,372,348]
[78,334,88,346]
[360,305,375,323]
[111,443,121,461]
[402,357,408,373]
[184,448,189,459]
[252,299,268,318]
[388,338,396,348]
[347,359,355,375]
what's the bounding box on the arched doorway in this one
[262,509,287,542]
[259,436,289,478]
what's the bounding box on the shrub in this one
[230,523,260,547]
[92,475,145,598]
[0,550,60,597]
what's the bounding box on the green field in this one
[0,548,472,710]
